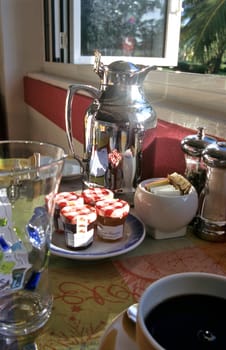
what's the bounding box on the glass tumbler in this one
[0,140,66,336]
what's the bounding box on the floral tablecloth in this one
[31,231,226,350]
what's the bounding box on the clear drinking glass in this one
[0,140,66,336]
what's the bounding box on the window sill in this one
[27,67,226,138]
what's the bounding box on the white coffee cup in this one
[136,272,226,350]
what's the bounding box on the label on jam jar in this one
[97,223,124,240]
[65,216,94,248]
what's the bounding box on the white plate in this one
[62,158,82,181]
[50,214,145,260]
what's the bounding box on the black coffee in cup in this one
[145,294,226,349]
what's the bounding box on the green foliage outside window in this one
[179,0,226,74]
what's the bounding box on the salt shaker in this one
[181,127,216,195]
[194,141,226,242]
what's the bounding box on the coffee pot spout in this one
[131,65,156,85]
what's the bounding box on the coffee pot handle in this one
[65,84,100,170]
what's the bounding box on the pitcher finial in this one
[93,50,105,78]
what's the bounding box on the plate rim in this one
[50,213,145,260]
[98,308,138,350]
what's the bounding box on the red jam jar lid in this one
[82,187,114,205]
[60,204,97,225]
[55,192,84,209]
[95,198,130,219]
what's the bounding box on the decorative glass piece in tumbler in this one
[0,140,65,336]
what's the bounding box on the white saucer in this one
[98,310,138,350]
[51,214,145,260]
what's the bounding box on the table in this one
[3,180,226,350]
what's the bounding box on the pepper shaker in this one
[181,127,216,195]
[194,141,226,242]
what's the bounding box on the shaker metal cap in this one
[202,141,226,168]
[181,127,216,157]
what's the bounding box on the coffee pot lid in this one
[203,141,226,168]
[108,60,141,73]
[181,127,216,157]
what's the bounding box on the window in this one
[44,0,182,66]
[43,0,70,63]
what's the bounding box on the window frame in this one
[73,0,182,66]
[44,0,182,67]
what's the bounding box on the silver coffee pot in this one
[65,51,157,201]
[194,141,226,242]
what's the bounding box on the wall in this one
[0,1,225,150]
[39,62,226,141]
[26,69,226,142]
[0,0,43,139]
[145,70,226,138]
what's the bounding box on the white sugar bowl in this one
[134,178,198,239]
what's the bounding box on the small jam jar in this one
[95,198,130,241]
[60,204,97,249]
[53,192,84,232]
